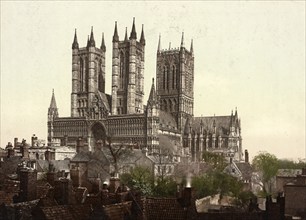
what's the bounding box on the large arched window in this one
[85,57,89,92]
[98,60,104,92]
[172,65,176,90]
[163,66,167,90]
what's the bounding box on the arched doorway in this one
[90,122,107,151]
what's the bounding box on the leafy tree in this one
[153,177,177,197]
[202,151,227,171]
[191,171,244,200]
[120,166,154,196]
[277,159,306,169]
[252,152,279,194]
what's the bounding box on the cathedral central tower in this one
[111,18,145,115]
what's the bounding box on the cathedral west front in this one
[48,18,242,162]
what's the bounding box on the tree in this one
[120,166,154,196]
[202,151,227,171]
[153,177,177,197]
[252,152,278,194]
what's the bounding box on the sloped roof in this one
[98,91,111,112]
[71,152,91,162]
[277,169,302,177]
[187,116,234,135]
[235,162,253,180]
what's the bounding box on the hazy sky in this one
[1,1,305,160]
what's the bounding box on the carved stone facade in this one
[47,19,242,161]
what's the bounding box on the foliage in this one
[234,191,256,210]
[252,152,278,194]
[191,171,244,199]
[277,159,306,169]
[153,177,177,197]
[202,151,227,171]
[120,166,154,196]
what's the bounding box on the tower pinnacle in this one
[88,26,95,47]
[140,24,145,45]
[130,17,137,40]
[180,32,185,48]
[49,89,57,109]
[124,27,128,41]
[100,32,106,52]
[72,29,79,49]
[157,34,161,53]
[113,21,119,42]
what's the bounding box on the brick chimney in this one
[19,168,37,201]
[76,137,86,153]
[109,177,120,193]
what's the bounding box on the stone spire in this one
[124,27,128,41]
[49,89,57,109]
[140,24,145,45]
[148,78,157,105]
[100,32,106,52]
[180,32,185,48]
[190,39,193,54]
[88,26,95,47]
[130,17,137,40]
[113,21,119,42]
[72,29,79,49]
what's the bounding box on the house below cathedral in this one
[47,18,242,162]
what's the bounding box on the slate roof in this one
[186,115,237,136]
[146,197,187,220]
[235,162,253,180]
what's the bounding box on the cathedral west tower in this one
[111,18,145,115]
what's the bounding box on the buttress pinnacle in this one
[140,24,145,45]
[100,32,106,52]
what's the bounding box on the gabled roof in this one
[71,152,91,162]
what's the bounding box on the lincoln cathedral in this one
[48,18,242,162]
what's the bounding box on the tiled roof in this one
[146,197,186,220]
[235,162,253,180]
[103,201,133,220]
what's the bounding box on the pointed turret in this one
[190,39,193,55]
[50,89,57,109]
[235,107,238,117]
[130,17,137,40]
[113,21,119,42]
[180,32,185,48]
[124,27,128,41]
[88,26,95,47]
[72,29,79,49]
[169,42,171,50]
[157,34,161,53]
[140,24,145,45]
[100,32,106,52]
[48,89,59,120]
[148,78,158,106]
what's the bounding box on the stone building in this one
[47,18,242,161]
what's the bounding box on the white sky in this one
[1,1,305,160]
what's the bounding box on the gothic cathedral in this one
[48,19,242,162]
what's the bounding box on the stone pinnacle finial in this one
[140,24,145,45]
[113,21,119,42]
[180,31,184,48]
[157,34,161,53]
[124,27,128,41]
[72,28,79,49]
[130,17,137,39]
[89,26,96,47]
[101,32,106,52]
[190,39,193,54]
